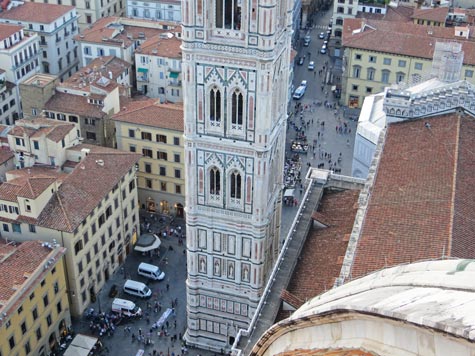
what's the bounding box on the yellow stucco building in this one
[341,18,475,108]
[0,240,70,356]
[113,99,185,217]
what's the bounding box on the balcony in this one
[168,80,181,87]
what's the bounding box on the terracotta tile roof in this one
[0,175,56,201]
[0,240,54,304]
[356,12,384,21]
[280,289,304,309]
[13,118,75,142]
[36,150,140,232]
[112,99,184,131]
[0,23,22,41]
[342,18,475,65]
[60,56,130,93]
[138,33,182,58]
[75,17,177,49]
[287,189,360,303]
[351,113,475,279]
[0,147,13,165]
[411,7,449,23]
[0,2,74,24]
[44,92,106,118]
[382,5,414,22]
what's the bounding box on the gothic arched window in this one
[210,87,222,124]
[216,0,241,30]
[230,171,242,199]
[209,167,221,195]
[231,90,243,126]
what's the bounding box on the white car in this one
[319,32,325,39]
[300,80,308,87]
[293,85,306,99]
[320,47,327,54]
[308,61,315,70]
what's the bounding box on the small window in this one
[43,294,49,307]
[174,153,180,163]
[160,182,167,191]
[33,141,39,150]
[145,163,152,173]
[157,134,167,143]
[351,84,358,91]
[36,327,42,340]
[174,169,181,178]
[141,132,152,141]
[29,224,36,233]
[18,305,23,314]
[465,69,473,78]
[383,58,391,65]
[175,184,181,194]
[366,87,373,93]
[369,55,376,63]
[145,179,152,189]
[355,54,362,60]
[159,166,166,176]
[414,62,423,70]
[142,149,153,158]
[157,151,168,160]
[128,129,135,138]
[21,321,27,334]
[9,336,15,350]
[46,314,52,326]
[129,145,136,152]
[173,137,180,145]
[398,60,406,67]
[32,308,38,320]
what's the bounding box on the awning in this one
[63,334,98,356]
[137,68,148,73]
[134,233,161,252]
[169,72,179,79]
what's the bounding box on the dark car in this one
[297,56,304,65]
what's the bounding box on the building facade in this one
[127,0,181,22]
[135,31,182,102]
[26,0,127,30]
[0,140,140,316]
[0,2,79,81]
[182,0,291,351]
[113,99,185,217]
[341,19,475,108]
[0,240,70,356]
[0,69,21,125]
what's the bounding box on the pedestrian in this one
[166,283,170,291]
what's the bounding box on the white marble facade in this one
[182,0,292,351]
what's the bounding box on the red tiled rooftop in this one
[36,150,140,232]
[0,23,23,41]
[411,7,449,23]
[0,240,54,304]
[287,189,360,303]
[45,92,106,118]
[0,2,74,24]
[0,175,56,201]
[351,113,475,278]
[138,34,182,58]
[112,99,184,131]
[342,18,475,65]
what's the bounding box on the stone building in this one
[181,0,292,351]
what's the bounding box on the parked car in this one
[300,80,308,87]
[308,61,315,70]
[320,46,327,54]
[303,34,311,46]
[293,85,306,99]
[319,32,325,39]
[297,56,304,65]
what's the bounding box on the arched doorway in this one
[49,332,58,353]
[146,197,156,212]
[58,319,67,338]
[176,203,184,218]
[160,200,169,214]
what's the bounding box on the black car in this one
[297,56,305,65]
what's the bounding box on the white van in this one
[137,262,166,281]
[111,298,142,317]
[123,280,152,299]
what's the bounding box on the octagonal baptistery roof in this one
[250,259,475,356]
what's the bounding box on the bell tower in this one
[182,0,292,351]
